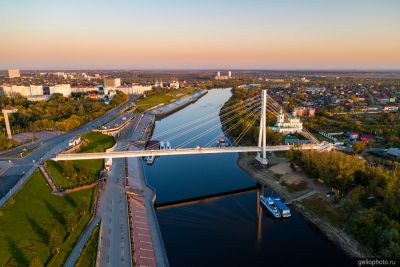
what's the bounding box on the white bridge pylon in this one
[255,89,268,165]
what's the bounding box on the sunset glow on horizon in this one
[1,0,400,70]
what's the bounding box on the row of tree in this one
[62,161,93,184]
[0,91,128,134]
[289,149,400,257]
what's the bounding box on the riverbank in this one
[121,113,168,266]
[147,90,208,118]
[237,152,367,258]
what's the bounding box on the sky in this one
[0,0,399,70]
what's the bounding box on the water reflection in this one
[257,185,265,242]
[146,89,352,267]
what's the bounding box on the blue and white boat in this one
[260,195,291,218]
[145,155,155,165]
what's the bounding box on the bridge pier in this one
[256,89,268,165]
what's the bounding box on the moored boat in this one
[145,155,155,165]
[260,195,291,218]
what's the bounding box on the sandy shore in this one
[237,152,367,258]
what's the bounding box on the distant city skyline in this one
[1,0,400,70]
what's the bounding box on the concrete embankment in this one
[236,152,367,258]
[124,113,169,266]
[126,148,169,267]
[147,90,208,118]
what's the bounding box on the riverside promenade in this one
[125,114,169,266]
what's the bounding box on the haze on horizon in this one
[1,0,400,70]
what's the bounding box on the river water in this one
[143,89,352,267]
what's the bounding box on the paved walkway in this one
[126,153,157,267]
[291,190,319,202]
[39,165,59,192]
[124,114,169,267]
[64,216,101,267]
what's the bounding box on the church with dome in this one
[269,108,303,134]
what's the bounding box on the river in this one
[143,88,352,267]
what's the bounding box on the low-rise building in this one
[8,69,20,78]
[360,134,374,142]
[26,95,51,102]
[294,106,315,117]
[383,106,399,112]
[387,147,400,158]
[71,86,100,93]
[109,85,152,95]
[68,136,82,147]
[169,81,180,89]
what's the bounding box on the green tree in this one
[79,166,89,182]
[352,141,366,154]
[29,256,42,267]
[66,212,77,233]
[49,230,62,254]
[79,200,88,217]
[63,161,76,181]
[265,128,283,145]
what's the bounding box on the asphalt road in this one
[97,142,132,267]
[0,96,137,199]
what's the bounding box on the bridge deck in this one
[52,144,326,161]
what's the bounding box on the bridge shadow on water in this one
[155,184,261,210]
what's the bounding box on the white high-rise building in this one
[49,84,71,97]
[0,85,43,97]
[215,71,232,80]
[8,69,20,78]
[104,78,121,88]
[29,85,44,96]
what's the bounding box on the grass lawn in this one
[47,132,115,189]
[300,197,344,226]
[0,171,95,266]
[135,87,196,113]
[75,224,100,267]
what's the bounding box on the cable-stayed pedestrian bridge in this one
[52,143,330,161]
[52,90,332,163]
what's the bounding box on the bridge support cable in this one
[204,106,261,148]
[149,95,260,140]
[233,112,261,145]
[125,96,261,149]
[145,102,259,149]
[146,101,261,150]
[138,97,260,150]
[142,99,261,150]
[175,104,261,149]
